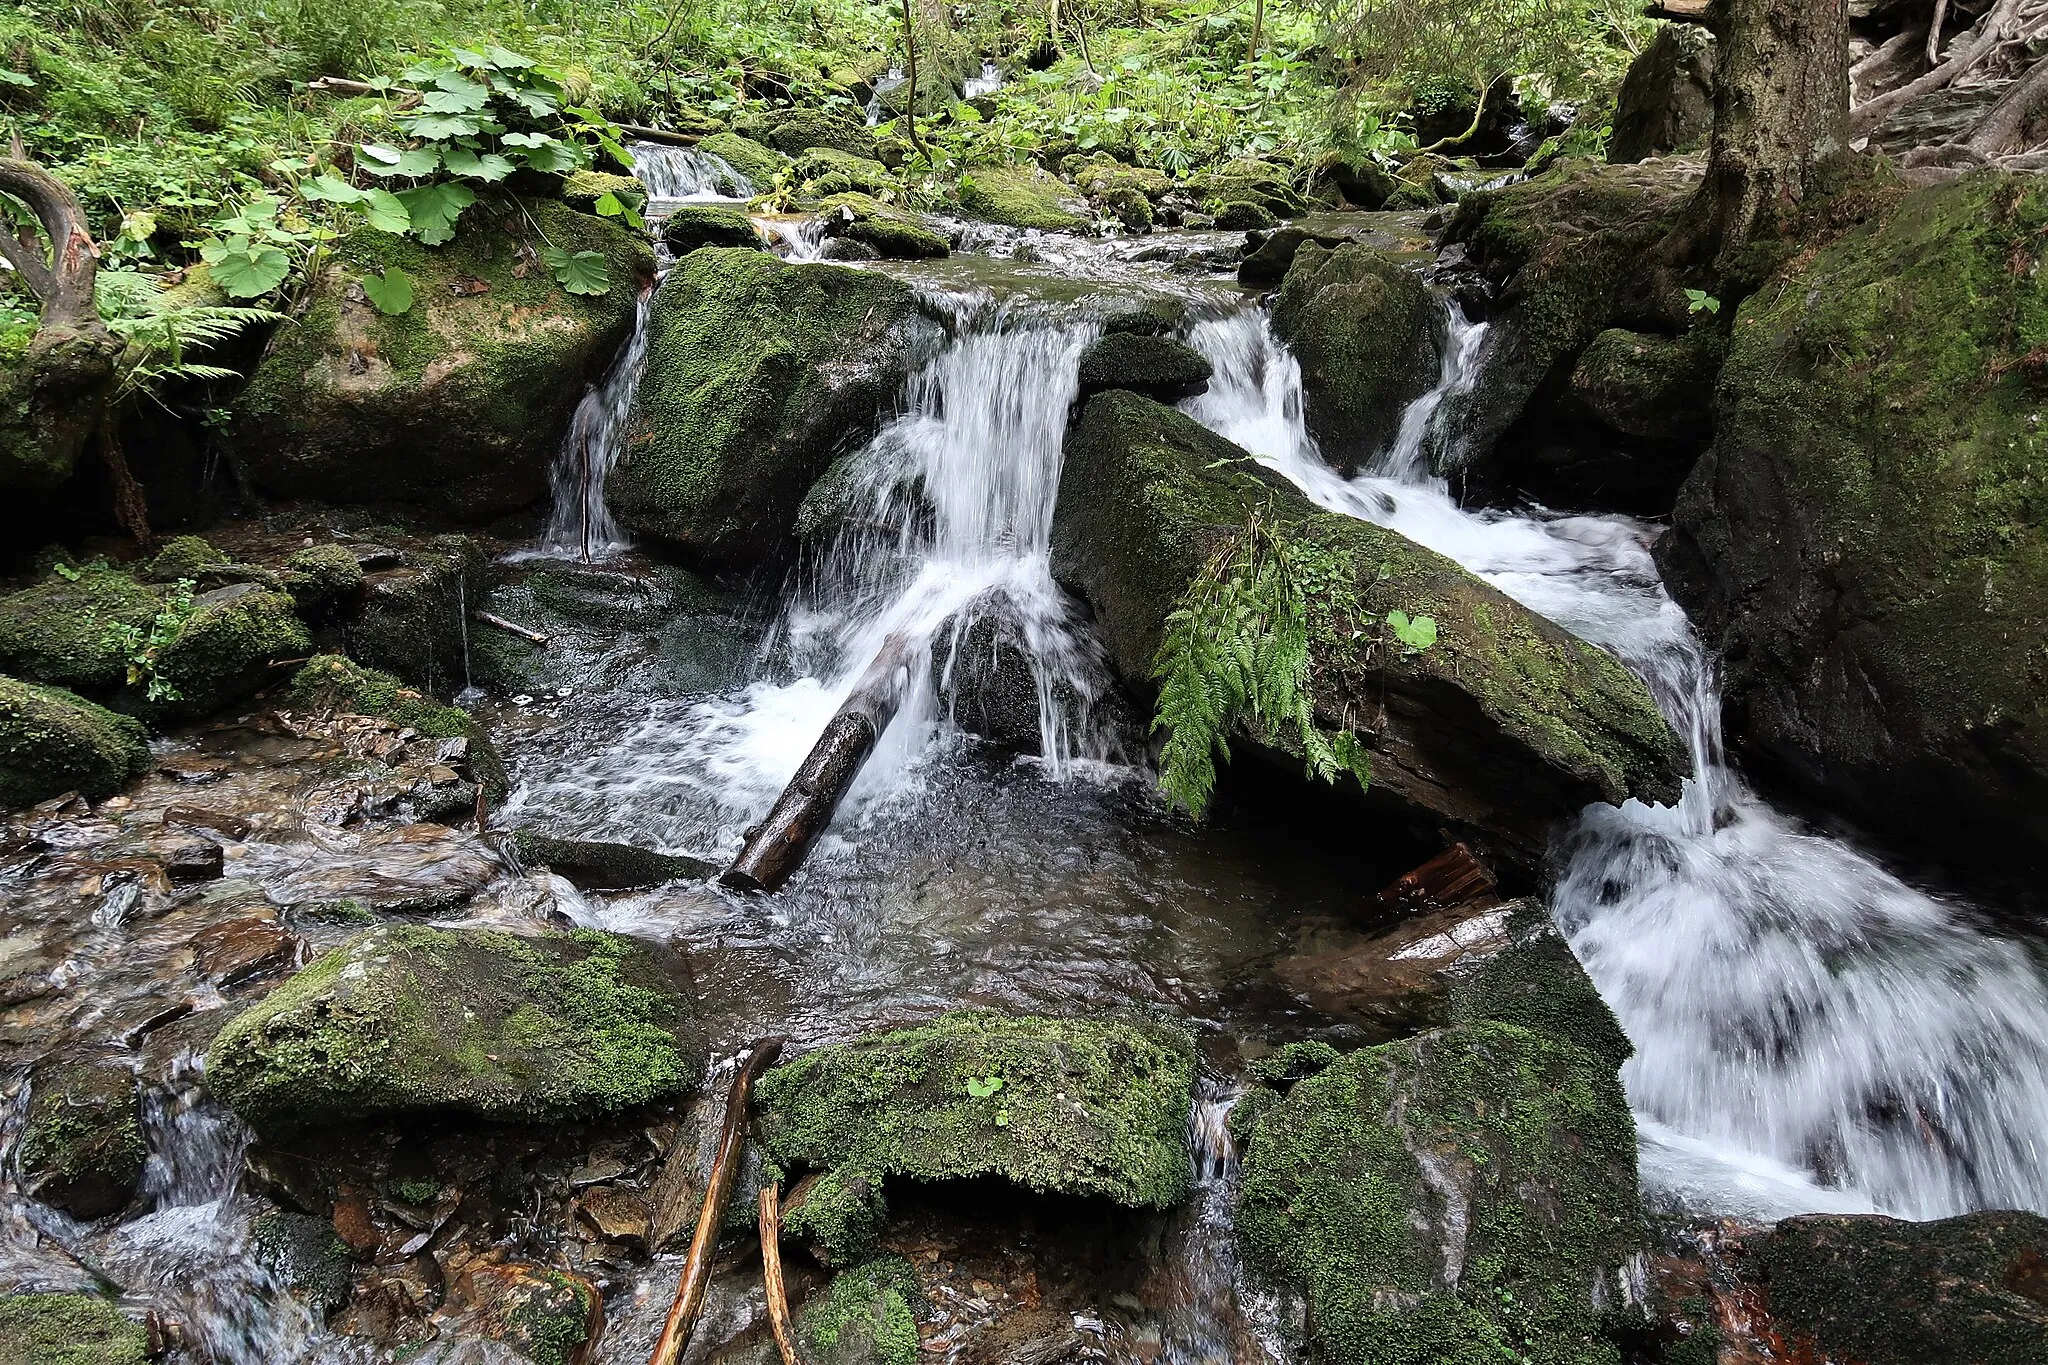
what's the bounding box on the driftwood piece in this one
[1376,842,1497,916]
[722,635,914,893]
[475,610,549,645]
[759,1185,806,1365]
[1969,50,2048,153]
[647,1038,785,1365]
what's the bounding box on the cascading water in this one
[536,287,655,560]
[1185,305,2048,1224]
[627,141,752,202]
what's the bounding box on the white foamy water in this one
[1185,305,2048,1223]
[537,286,654,560]
[628,141,752,202]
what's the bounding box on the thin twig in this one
[759,1185,807,1365]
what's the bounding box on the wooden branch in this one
[305,76,423,110]
[1970,49,2048,154]
[1375,842,1497,916]
[1928,0,1952,66]
[1852,0,2023,137]
[1851,24,1931,101]
[647,1038,786,1365]
[0,158,105,336]
[759,1185,807,1365]
[722,634,914,893]
[475,611,549,645]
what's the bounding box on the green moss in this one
[146,586,310,723]
[1213,201,1277,231]
[755,1012,1196,1261]
[783,1166,890,1267]
[288,654,499,796]
[1076,332,1213,402]
[561,168,646,215]
[250,1211,353,1313]
[14,1060,145,1219]
[141,534,227,582]
[1236,1022,1645,1365]
[660,204,763,255]
[278,544,366,608]
[816,193,950,260]
[796,147,895,200]
[0,1293,150,1365]
[609,248,926,565]
[203,924,703,1133]
[697,132,790,192]
[957,165,1088,232]
[0,676,149,807]
[1197,159,1309,217]
[1271,243,1443,460]
[797,1257,923,1365]
[231,198,653,521]
[1249,1039,1342,1089]
[1447,902,1633,1071]
[738,109,879,160]
[0,566,160,693]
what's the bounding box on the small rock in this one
[163,805,253,839]
[150,833,224,883]
[575,1186,651,1246]
[15,1058,147,1220]
[192,913,298,988]
[1074,332,1213,404]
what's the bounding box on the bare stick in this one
[647,1038,786,1365]
[475,611,549,645]
[1927,0,1951,65]
[759,1185,807,1365]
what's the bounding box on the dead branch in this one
[1852,0,2024,138]
[1969,49,2048,153]
[474,611,549,645]
[1929,0,1952,65]
[759,1185,807,1365]
[1851,25,1931,102]
[647,1038,786,1365]
[0,158,107,338]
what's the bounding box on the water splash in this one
[628,142,751,202]
[538,287,655,560]
[1156,1083,1283,1365]
[1184,305,2048,1223]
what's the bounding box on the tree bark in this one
[758,1185,807,1365]
[1968,50,2048,155]
[1678,0,1851,268]
[900,0,928,158]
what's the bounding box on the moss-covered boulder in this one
[1660,171,2048,878]
[1235,1022,1647,1365]
[957,165,1089,232]
[1051,393,1686,863]
[231,198,653,521]
[0,1293,150,1365]
[797,1258,923,1365]
[561,168,647,216]
[817,194,950,260]
[145,585,310,723]
[609,249,931,566]
[463,1262,603,1365]
[661,204,762,255]
[755,1012,1196,1263]
[1608,24,1717,165]
[141,534,228,582]
[284,655,505,798]
[697,131,790,192]
[1213,201,1278,231]
[795,147,894,200]
[13,1059,145,1219]
[1565,327,1721,445]
[1237,225,1346,286]
[1195,158,1309,217]
[0,566,161,693]
[1074,332,1212,404]
[278,544,366,612]
[250,1210,353,1313]
[204,924,703,1133]
[1271,243,1444,466]
[1761,1210,2048,1365]
[0,327,120,491]
[738,109,879,160]
[0,677,148,808]
[507,829,717,888]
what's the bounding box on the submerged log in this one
[722,634,914,893]
[647,1038,785,1365]
[1376,842,1497,916]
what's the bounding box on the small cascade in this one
[1185,305,2048,1223]
[865,67,905,126]
[1156,1084,1282,1365]
[963,62,1005,99]
[538,286,656,560]
[774,215,835,262]
[628,141,751,202]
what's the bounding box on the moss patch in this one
[1271,243,1443,463]
[203,924,703,1133]
[145,585,310,724]
[285,653,505,799]
[1235,1022,1646,1365]
[1075,332,1213,404]
[0,1293,150,1365]
[697,132,789,191]
[816,193,949,260]
[0,676,149,808]
[797,1257,923,1365]
[957,165,1088,232]
[14,1059,145,1219]
[0,566,161,693]
[660,204,762,255]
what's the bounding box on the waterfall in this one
[1185,306,2048,1224]
[627,141,752,202]
[537,286,654,560]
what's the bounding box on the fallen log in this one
[759,1185,807,1365]
[722,635,915,893]
[1376,842,1497,916]
[647,1038,786,1365]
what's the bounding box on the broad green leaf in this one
[440,147,514,182]
[501,84,560,117]
[965,1076,1004,1098]
[116,208,158,242]
[406,111,485,140]
[431,70,489,101]
[359,144,440,177]
[543,246,609,296]
[1387,610,1438,652]
[593,191,624,216]
[358,143,404,167]
[0,68,36,87]
[360,267,414,315]
[300,172,365,203]
[450,47,489,68]
[394,182,475,245]
[202,242,292,298]
[484,45,536,69]
[359,188,411,233]
[515,139,582,173]
[419,86,488,115]
[500,131,557,148]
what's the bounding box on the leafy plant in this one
[1151,508,1375,819]
[1386,608,1438,652]
[101,577,199,702]
[95,271,284,403]
[1685,288,1721,315]
[360,266,415,315]
[197,196,325,300]
[965,1075,1005,1098]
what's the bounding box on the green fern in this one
[1150,509,1375,818]
[96,270,283,405]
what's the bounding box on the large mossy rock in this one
[755,1012,1196,1263]
[147,584,311,723]
[0,566,161,693]
[1271,243,1443,467]
[232,199,653,521]
[1074,332,1212,404]
[1608,24,1717,164]
[1762,1210,2048,1365]
[661,204,762,255]
[284,654,506,798]
[1050,392,1686,863]
[816,193,950,260]
[609,249,930,566]
[957,165,1089,232]
[797,1258,923,1365]
[0,677,148,808]
[14,1058,146,1219]
[1235,1022,1647,1365]
[697,131,790,191]
[0,1293,150,1365]
[1659,171,2048,878]
[204,925,703,1133]
[737,109,878,160]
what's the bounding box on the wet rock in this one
[1867,84,2006,158]
[1073,332,1212,404]
[929,597,1078,751]
[163,804,252,839]
[818,237,881,261]
[1315,152,1395,209]
[1764,1210,2048,1364]
[573,1185,651,1246]
[150,831,223,882]
[251,1210,355,1314]
[797,1257,923,1365]
[1270,242,1443,468]
[14,1058,146,1219]
[283,654,505,798]
[279,544,367,614]
[140,534,228,582]
[1565,326,1722,444]
[796,147,894,199]
[0,677,149,808]
[611,249,932,567]
[455,1261,603,1365]
[1608,24,1717,164]
[1659,173,2048,882]
[1236,225,1346,286]
[560,169,646,216]
[142,585,310,724]
[1235,1022,1646,1365]
[336,534,488,700]
[660,204,762,255]
[204,924,704,1133]
[1211,200,1276,231]
[697,131,790,190]
[1051,393,1686,864]
[817,193,950,260]
[958,165,1089,232]
[737,108,879,160]
[192,912,298,987]
[755,1012,1196,1264]
[1194,159,1309,218]
[231,199,653,522]
[1098,297,1186,337]
[0,1292,151,1365]
[508,829,717,888]
[0,566,161,694]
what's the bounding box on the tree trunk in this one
[900,0,928,158]
[1677,0,1851,267]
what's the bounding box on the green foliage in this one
[542,245,610,294]
[1151,506,1391,818]
[1685,287,1721,315]
[95,270,283,401]
[98,577,199,702]
[361,266,415,315]
[196,195,310,298]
